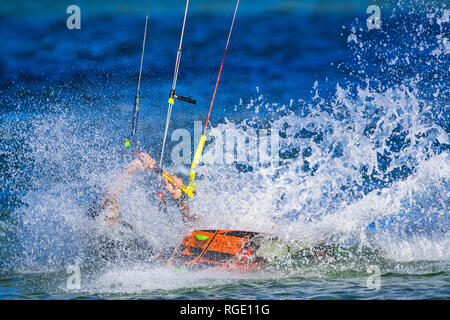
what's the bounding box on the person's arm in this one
[92,154,156,224]
[164,176,201,223]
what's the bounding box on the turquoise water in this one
[1,273,449,300]
[0,0,449,299]
[1,263,448,299]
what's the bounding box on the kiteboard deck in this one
[167,229,268,271]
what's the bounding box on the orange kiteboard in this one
[167,229,268,271]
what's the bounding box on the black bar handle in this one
[176,95,196,105]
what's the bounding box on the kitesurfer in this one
[88,153,200,225]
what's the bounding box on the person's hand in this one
[127,153,155,174]
[127,159,144,174]
[165,175,183,200]
[139,153,156,172]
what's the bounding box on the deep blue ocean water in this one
[0,0,449,299]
